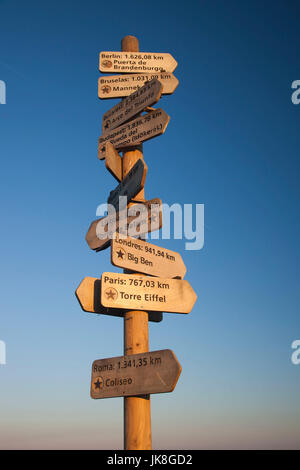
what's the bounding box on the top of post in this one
[121,35,139,52]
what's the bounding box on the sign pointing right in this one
[111,234,186,279]
[99,51,178,74]
[91,349,181,399]
[101,272,197,314]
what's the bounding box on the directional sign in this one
[105,142,122,182]
[99,51,178,74]
[91,349,181,399]
[108,159,147,211]
[102,79,163,132]
[98,108,170,160]
[98,72,179,99]
[101,272,197,314]
[85,198,162,251]
[111,235,186,279]
[75,277,162,323]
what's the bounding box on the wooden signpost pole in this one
[121,35,152,451]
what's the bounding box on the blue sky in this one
[0,0,299,449]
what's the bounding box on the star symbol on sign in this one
[94,377,104,389]
[105,288,117,300]
[102,60,112,68]
[117,249,125,259]
[101,85,111,94]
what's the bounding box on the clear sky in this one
[0,0,299,450]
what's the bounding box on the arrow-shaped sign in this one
[98,108,170,160]
[111,234,186,279]
[98,72,179,100]
[85,198,162,251]
[75,277,162,323]
[107,158,147,211]
[101,272,197,314]
[105,142,122,182]
[102,78,163,132]
[91,349,181,399]
[99,51,178,74]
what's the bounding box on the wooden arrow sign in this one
[111,235,186,279]
[75,277,162,323]
[101,272,197,314]
[85,198,162,251]
[105,142,122,182]
[91,349,181,399]
[107,158,147,211]
[102,78,163,132]
[98,72,179,99]
[98,108,170,160]
[99,51,178,74]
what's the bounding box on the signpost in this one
[98,108,170,160]
[107,158,147,211]
[98,72,179,99]
[85,198,162,251]
[99,51,178,74]
[76,35,197,451]
[91,350,181,399]
[111,234,187,279]
[101,272,197,314]
[102,78,163,132]
[75,277,162,322]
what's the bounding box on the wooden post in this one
[122,35,152,451]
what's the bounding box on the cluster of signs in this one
[76,49,197,399]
